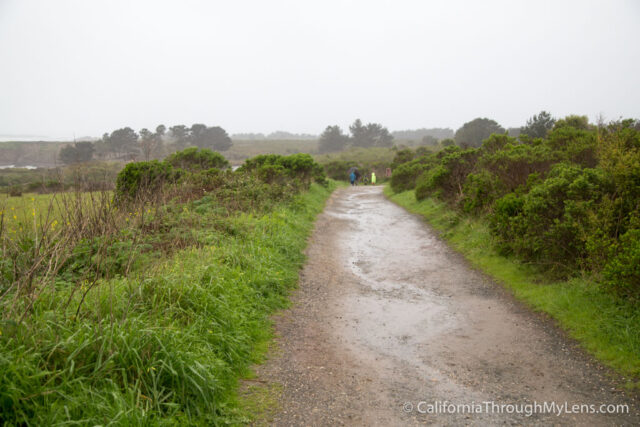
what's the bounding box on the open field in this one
[220,139,318,165]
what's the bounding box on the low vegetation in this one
[316,146,397,183]
[386,114,640,385]
[0,148,333,424]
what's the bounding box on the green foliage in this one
[349,119,394,148]
[316,146,395,184]
[115,160,175,203]
[414,147,479,202]
[520,110,555,139]
[103,127,139,156]
[59,141,95,164]
[454,117,505,148]
[0,167,335,425]
[386,187,640,388]
[165,147,230,171]
[318,125,348,153]
[602,229,640,301]
[460,170,505,213]
[553,114,590,130]
[490,164,612,273]
[322,160,353,181]
[390,158,430,192]
[391,116,640,301]
[479,137,555,191]
[391,148,415,168]
[188,124,233,152]
[440,138,455,147]
[240,153,326,187]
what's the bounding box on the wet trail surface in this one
[252,186,638,426]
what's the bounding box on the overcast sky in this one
[0,0,638,139]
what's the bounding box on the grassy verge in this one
[385,187,640,389]
[0,182,335,425]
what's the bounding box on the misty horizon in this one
[1,0,639,139]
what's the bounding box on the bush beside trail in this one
[390,118,640,301]
[0,148,331,424]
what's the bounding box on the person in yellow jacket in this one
[371,172,377,185]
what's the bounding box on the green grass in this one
[314,146,395,165]
[385,187,640,388]
[0,182,335,425]
[0,192,114,233]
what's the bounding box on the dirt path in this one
[251,186,638,426]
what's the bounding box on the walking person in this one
[349,170,356,186]
[371,172,377,185]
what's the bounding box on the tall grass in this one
[385,187,640,388]
[0,180,334,424]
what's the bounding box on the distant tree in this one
[454,118,505,148]
[372,124,394,147]
[349,119,394,147]
[520,111,555,138]
[139,128,157,161]
[105,127,139,157]
[350,119,368,147]
[59,141,94,164]
[168,125,190,149]
[189,123,208,147]
[155,124,166,137]
[553,115,590,130]
[318,125,349,153]
[421,135,439,146]
[187,124,232,151]
[207,126,233,151]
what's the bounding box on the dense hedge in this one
[165,147,230,171]
[390,118,640,301]
[239,153,326,187]
[115,150,327,204]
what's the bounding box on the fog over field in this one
[0,0,638,139]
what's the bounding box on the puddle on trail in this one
[330,187,490,402]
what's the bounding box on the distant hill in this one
[232,131,317,140]
[392,128,454,141]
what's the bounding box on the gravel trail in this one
[251,186,638,426]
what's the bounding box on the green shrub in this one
[602,228,640,301]
[414,148,479,201]
[256,164,287,185]
[240,153,326,187]
[479,141,555,191]
[415,165,446,201]
[489,164,611,272]
[460,170,505,213]
[115,160,175,203]
[165,147,230,171]
[391,148,415,168]
[547,126,597,167]
[322,160,352,181]
[390,158,431,192]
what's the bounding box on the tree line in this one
[318,119,395,153]
[318,112,561,154]
[59,124,232,164]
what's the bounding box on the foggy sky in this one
[1,0,639,139]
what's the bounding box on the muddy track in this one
[251,186,639,426]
